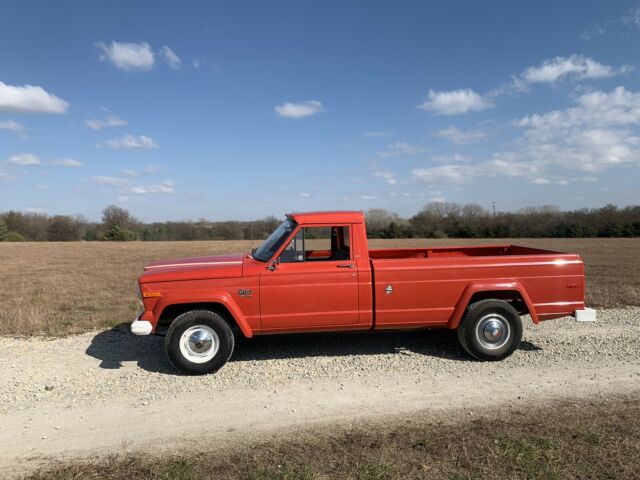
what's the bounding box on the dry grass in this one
[23,395,640,479]
[1,238,638,336]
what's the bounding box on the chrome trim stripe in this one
[145,261,243,269]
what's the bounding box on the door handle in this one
[337,263,355,268]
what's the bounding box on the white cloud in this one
[377,141,426,157]
[412,165,469,184]
[513,86,640,173]
[8,153,41,165]
[275,100,324,118]
[581,23,609,41]
[35,184,48,190]
[414,86,640,186]
[129,180,175,195]
[86,115,127,130]
[97,41,155,72]
[431,153,470,164]
[419,56,628,118]
[117,195,129,203]
[100,134,158,149]
[434,126,487,144]
[298,192,311,197]
[144,164,162,173]
[160,46,182,69]
[360,195,376,200]
[480,156,546,178]
[121,169,138,177]
[517,86,640,131]
[90,175,130,186]
[531,177,551,185]
[374,171,398,185]
[521,55,629,84]
[25,207,45,214]
[364,130,393,138]
[623,6,640,27]
[0,119,26,133]
[0,81,68,114]
[414,155,548,186]
[582,7,640,40]
[52,158,82,168]
[418,89,493,115]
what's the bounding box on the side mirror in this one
[267,258,280,271]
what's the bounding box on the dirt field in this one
[1,238,639,336]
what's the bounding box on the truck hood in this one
[140,253,244,283]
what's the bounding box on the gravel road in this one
[1,308,640,476]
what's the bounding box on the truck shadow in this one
[86,324,175,374]
[86,323,542,375]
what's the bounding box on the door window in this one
[280,226,350,262]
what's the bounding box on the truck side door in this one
[259,225,360,330]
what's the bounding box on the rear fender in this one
[448,281,538,329]
[153,291,253,338]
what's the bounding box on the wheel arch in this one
[157,296,253,338]
[448,281,538,329]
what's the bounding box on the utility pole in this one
[491,201,496,217]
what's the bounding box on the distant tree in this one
[1,210,49,240]
[6,231,26,242]
[462,203,488,218]
[104,225,139,241]
[366,208,400,237]
[83,224,103,241]
[47,215,81,241]
[101,205,138,231]
[2,210,24,233]
[2,202,640,241]
[382,221,404,239]
[212,222,245,240]
[425,202,462,219]
[410,202,463,238]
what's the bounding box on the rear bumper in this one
[575,307,597,322]
[131,312,153,335]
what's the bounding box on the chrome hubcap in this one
[179,325,219,363]
[475,313,510,350]
[188,330,213,353]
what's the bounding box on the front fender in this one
[447,281,538,329]
[151,290,254,338]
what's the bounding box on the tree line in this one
[0,203,639,242]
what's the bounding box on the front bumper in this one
[131,312,153,335]
[575,307,597,322]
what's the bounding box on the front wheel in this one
[457,299,522,361]
[165,310,235,375]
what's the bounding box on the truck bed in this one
[369,244,560,260]
[368,244,584,328]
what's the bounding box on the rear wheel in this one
[457,299,522,361]
[165,310,235,375]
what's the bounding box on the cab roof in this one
[287,210,365,225]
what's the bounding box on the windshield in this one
[253,218,297,262]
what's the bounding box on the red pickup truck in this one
[131,211,594,374]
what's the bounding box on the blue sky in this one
[1,1,640,221]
